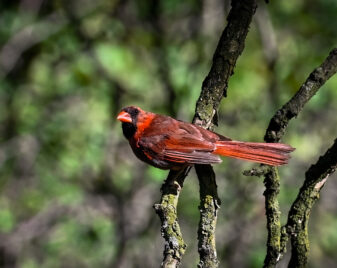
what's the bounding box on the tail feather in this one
[214,141,295,166]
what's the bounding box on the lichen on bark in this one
[285,138,337,267]
[155,0,258,267]
[263,167,281,268]
[195,165,220,268]
[244,48,337,267]
[154,168,190,267]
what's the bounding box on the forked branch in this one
[155,0,258,267]
[257,48,337,267]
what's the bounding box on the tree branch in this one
[193,0,258,128]
[194,1,257,266]
[154,0,257,266]
[195,165,220,268]
[249,48,337,267]
[264,48,337,143]
[262,166,282,268]
[284,139,337,267]
[154,168,190,268]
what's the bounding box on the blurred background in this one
[1,0,337,267]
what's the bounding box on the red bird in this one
[117,106,294,170]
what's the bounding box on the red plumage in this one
[117,106,295,170]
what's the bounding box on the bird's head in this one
[117,106,144,139]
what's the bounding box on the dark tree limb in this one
[244,48,337,267]
[155,0,257,267]
[193,0,258,128]
[265,48,337,268]
[284,139,337,267]
[264,48,337,143]
[194,1,257,266]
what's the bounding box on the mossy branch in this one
[193,1,257,267]
[283,139,337,267]
[262,166,282,267]
[154,168,190,267]
[195,165,221,268]
[248,48,337,267]
[155,0,257,266]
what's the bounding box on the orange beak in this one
[117,111,132,123]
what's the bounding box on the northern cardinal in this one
[117,106,294,170]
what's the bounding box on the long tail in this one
[213,141,295,166]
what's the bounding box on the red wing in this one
[163,149,222,164]
[139,132,221,165]
[165,134,222,163]
[139,115,226,165]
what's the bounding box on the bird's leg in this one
[161,166,191,195]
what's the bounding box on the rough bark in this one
[285,139,337,267]
[264,48,337,143]
[193,1,257,267]
[193,0,258,128]
[262,166,282,267]
[195,165,220,268]
[247,48,337,267]
[155,0,257,267]
[154,168,190,267]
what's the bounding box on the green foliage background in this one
[1,0,337,267]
